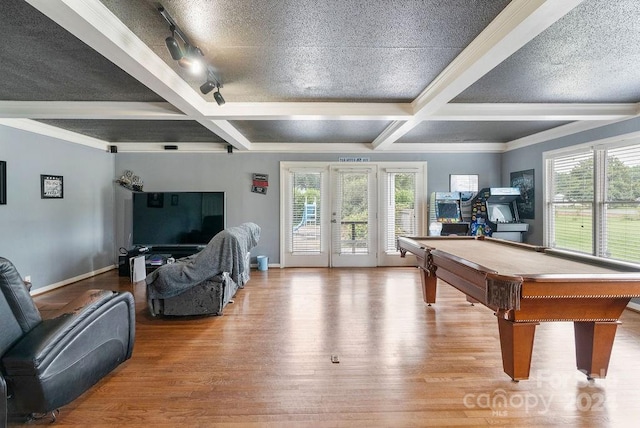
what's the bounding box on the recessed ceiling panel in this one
[0,0,163,102]
[36,120,224,143]
[101,0,510,102]
[397,121,571,144]
[455,0,640,103]
[230,120,393,143]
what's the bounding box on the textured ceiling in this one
[1,0,639,153]
[455,0,640,103]
[0,0,164,102]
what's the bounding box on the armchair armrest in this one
[45,289,116,320]
[1,375,6,428]
[2,290,135,375]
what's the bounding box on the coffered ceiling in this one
[1,0,639,153]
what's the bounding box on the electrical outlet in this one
[24,275,31,283]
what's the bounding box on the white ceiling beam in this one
[1,100,636,122]
[25,0,251,151]
[371,0,587,150]
[199,102,414,121]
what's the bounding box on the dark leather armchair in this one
[0,257,135,425]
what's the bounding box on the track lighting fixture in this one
[213,88,225,106]
[165,28,183,60]
[158,4,226,105]
[177,45,204,74]
[200,81,216,95]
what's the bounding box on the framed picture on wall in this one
[510,169,534,219]
[449,174,479,192]
[41,174,64,199]
[0,161,6,205]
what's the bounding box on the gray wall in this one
[4,114,640,292]
[115,152,502,264]
[0,125,116,292]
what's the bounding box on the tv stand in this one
[118,245,204,277]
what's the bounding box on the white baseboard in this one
[251,263,281,269]
[30,264,116,296]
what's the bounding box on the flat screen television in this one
[132,192,225,246]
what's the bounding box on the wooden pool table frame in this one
[397,235,640,381]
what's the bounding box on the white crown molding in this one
[386,143,506,153]
[113,142,229,152]
[0,101,187,120]
[0,118,108,151]
[504,118,634,151]
[73,140,507,153]
[432,103,637,121]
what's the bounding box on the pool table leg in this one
[574,321,620,379]
[497,316,539,381]
[420,267,437,305]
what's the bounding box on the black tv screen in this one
[132,192,225,246]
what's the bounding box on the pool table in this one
[397,236,640,381]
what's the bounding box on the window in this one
[290,170,323,254]
[382,169,419,253]
[544,142,640,263]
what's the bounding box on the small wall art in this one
[41,174,64,199]
[251,173,269,195]
[0,161,6,205]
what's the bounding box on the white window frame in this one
[543,131,640,263]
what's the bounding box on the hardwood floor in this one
[12,267,640,427]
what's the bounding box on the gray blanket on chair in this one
[146,222,261,299]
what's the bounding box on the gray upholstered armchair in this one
[146,222,260,316]
[0,257,135,425]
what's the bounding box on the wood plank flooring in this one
[12,267,640,427]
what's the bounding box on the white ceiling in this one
[1,0,639,153]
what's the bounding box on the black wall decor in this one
[0,161,6,205]
[41,174,64,199]
[510,169,534,219]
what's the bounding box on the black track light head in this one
[213,89,225,106]
[200,81,216,94]
[165,36,183,60]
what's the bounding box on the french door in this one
[330,165,377,267]
[281,162,426,268]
